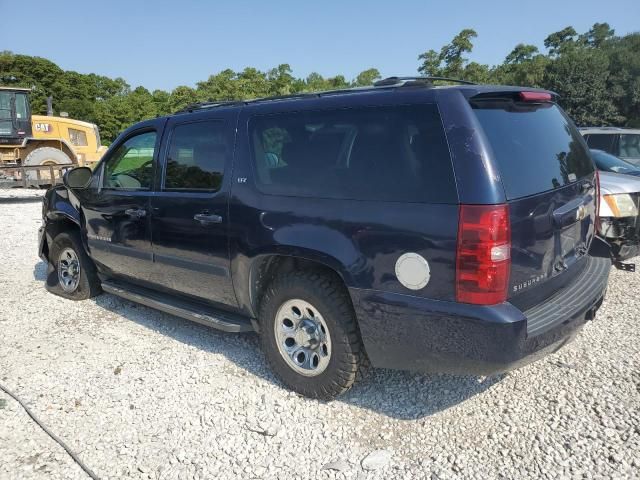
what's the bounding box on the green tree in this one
[168,86,198,112]
[127,86,157,120]
[0,52,64,114]
[543,47,620,125]
[325,75,350,89]
[544,26,578,56]
[151,89,171,116]
[418,29,478,79]
[93,95,134,144]
[236,67,270,99]
[495,44,549,87]
[440,29,477,77]
[304,72,328,91]
[353,68,381,86]
[603,32,640,126]
[505,44,539,64]
[580,22,615,48]
[267,64,296,96]
[417,49,441,76]
[196,69,238,101]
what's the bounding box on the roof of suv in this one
[171,77,555,117]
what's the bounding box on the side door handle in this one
[125,208,147,219]
[194,213,223,225]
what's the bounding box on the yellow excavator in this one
[0,87,106,184]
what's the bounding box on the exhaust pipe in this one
[46,96,53,116]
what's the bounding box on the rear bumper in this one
[350,254,610,375]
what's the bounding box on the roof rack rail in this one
[179,88,374,110]
[172,79,473,115]
[247,88,370,104]
[250,92,320,103]
[175,100,244,113]
[373,76,477,87]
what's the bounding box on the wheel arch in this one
[245,251,355,322]
[42,215,81,262]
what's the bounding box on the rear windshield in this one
[249,104,457,203]
[472,100,594,200]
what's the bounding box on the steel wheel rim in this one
[58,247,81,292]
[274,299,332,377]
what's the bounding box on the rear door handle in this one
[124,208,146,219]
[194,213,223,225]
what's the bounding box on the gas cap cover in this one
[395,253,430,290]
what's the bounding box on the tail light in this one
[519,91,552,102]
[456,204,511,305]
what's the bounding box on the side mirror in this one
[63,167,93,189]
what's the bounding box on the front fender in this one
[45,186,80,225]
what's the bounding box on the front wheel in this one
[47,231,101,300]
[259,271,368,400]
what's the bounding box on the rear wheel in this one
[47,231,101,300]
[259,270,368,400]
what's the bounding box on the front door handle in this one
[125,208,146,219]
[194,213,223,225]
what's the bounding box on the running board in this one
[101,280,254,333]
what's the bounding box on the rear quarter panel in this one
[229,100,460,316]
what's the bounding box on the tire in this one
[23,147,73,185]
[46,230,101,300]
[258,270,369,400]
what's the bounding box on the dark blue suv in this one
[39,78,611,399]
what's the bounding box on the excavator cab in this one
[0,87,32,145]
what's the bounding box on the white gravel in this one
[1,200,639,480]
[0,188,44,201]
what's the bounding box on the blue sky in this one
[1,0,638,92]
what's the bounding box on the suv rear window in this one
[249,104,457,203]
[472,100,594,199]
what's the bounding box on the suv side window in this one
[103,131,156,190]
[585,134,615,154]
[249,104,456,203]
[163,120,226,191]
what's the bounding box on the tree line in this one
[1,22,638,144]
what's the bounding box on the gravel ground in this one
[0,188,44,201]
[1,200,639,480]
